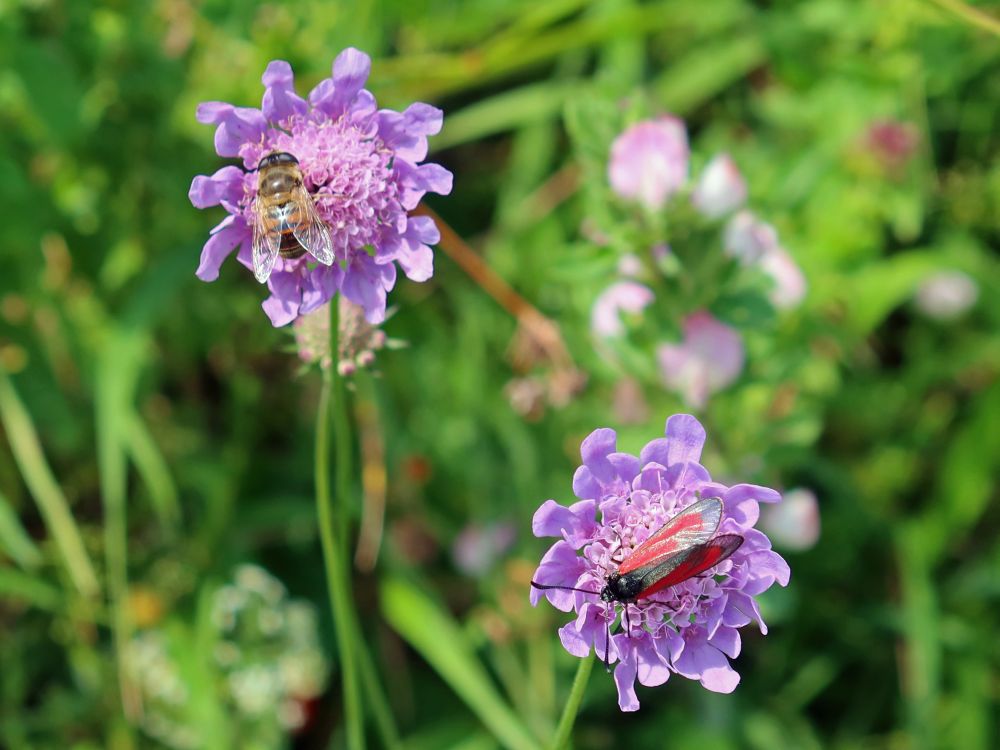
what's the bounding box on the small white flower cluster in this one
[128,564,328,749]
[126,632,199,750]
[212,565,328,730]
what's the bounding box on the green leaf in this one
[654,33,765,114]
[0,490,43,569]
[563,91,621,173]
[126,414,181,536]
[821,250,951,335]
[0,371,100,598]
[0,566,61,612]
[435,81,580,152]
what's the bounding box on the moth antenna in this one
[530,580,599,596]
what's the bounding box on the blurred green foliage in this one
[0,0,998,749]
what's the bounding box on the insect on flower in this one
[532,496,742,670]
[190,51,453,326]
[251,151,335,283]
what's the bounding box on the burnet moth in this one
[531,496,743,670]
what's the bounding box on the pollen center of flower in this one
[608,501,670,564]
[259,115,402,260]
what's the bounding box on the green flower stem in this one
[548,657,594,750]
[315,298,365,750]
[331,333,353,553]
[356,631,402,750]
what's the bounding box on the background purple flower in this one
[531,414,789,711]
[724,210,779,265]
[189,50,452,326]
[608,117,689,210]
[760,488,820,551]
[723,211,807,309]
[864,118,919,171]
[591,281,655,337]
[657,311,744,408]
[759,246,807,309]
[452,522,517,577]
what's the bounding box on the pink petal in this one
[261,60,308,123]
[196,215,250,281]
[189,166,245,209]
[759,246,807,309]
[590,281,654,337]
[608,116,689,210]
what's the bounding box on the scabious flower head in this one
[657,311,744,408]
[530,414,789,711]
[189,49,453,326]
[292,297,388,375]
[293,303,333,371]
[608,117,689,210]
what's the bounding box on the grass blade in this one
[0,489,43,569]
[126,413,181,535]
[0,370,100,598]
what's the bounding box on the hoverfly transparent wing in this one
[251,197,281,283]
[292,189,335,266]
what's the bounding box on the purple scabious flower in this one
[189,49,453,326]
[530,414,789,711]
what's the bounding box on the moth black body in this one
[600,572,645,603]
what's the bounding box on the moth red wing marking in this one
[617,497,723,575]
[635,534,744,599]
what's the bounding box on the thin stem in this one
[95,343,143,725]
[331,315,353,555]
[353,375,387,573]
[548,657,593,750]
[315,299,365,750]
[414,204,576,372]
[356,634,402,750]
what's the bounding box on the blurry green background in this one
[1,0,998,748]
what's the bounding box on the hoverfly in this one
[531,496,743,669]
[250,151,335,283]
